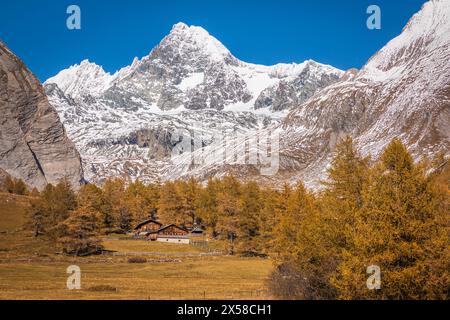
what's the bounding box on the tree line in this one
[2,137,448,299]
[0,175,34,196]
[24,171,278,257]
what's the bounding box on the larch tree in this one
[157,181,184,225]
[335,139,449,300]
[30,179,77,239]
[2,175,15,194]
[270,137,369,299]
[317,136,369,297]
[177,178,201,227]
[272,183,316,261]
[236,181,263,255]
[77,184,113,232]
[215,175,242,255]
[27,197,47,237]
[2,176,28,195]
[124,179,160,224]
[102,178,133,232]
[270,182,325,299]
[197,177,220,237]
[257,188,280,256]
[58,205,103,256]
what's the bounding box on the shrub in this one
[128,257,147,263]
[267,263,336,300]
[87,285,117,292]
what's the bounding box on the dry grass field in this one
[0,193,272,300]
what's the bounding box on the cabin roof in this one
[134,219,163,230]
[157,224,189,233]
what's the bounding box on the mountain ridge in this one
[46,22,344,112]
[44,0,449,188]
[274,0,450,187]
[44,21,344,184]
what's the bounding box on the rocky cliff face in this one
[255,61,342,111]
[0,41,84,190]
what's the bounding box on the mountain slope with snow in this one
[45,22,343,184]
[45,1,449,187]
[275,0,450,187]
[154,0,450,188]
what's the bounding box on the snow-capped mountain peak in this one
[44,22,346,184]
[46,59,113,98]
[46,22,344,112]
[361,0,450,82]
[163,22,234,63]
[146,21,239,71]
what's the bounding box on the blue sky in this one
[0,0,427,81]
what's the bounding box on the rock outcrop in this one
[0,41,84,190]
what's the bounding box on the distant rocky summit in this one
[44,22,343,184]
[0,41,84,190]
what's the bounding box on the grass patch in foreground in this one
[0,256,272,299]
[0,193,30,232]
